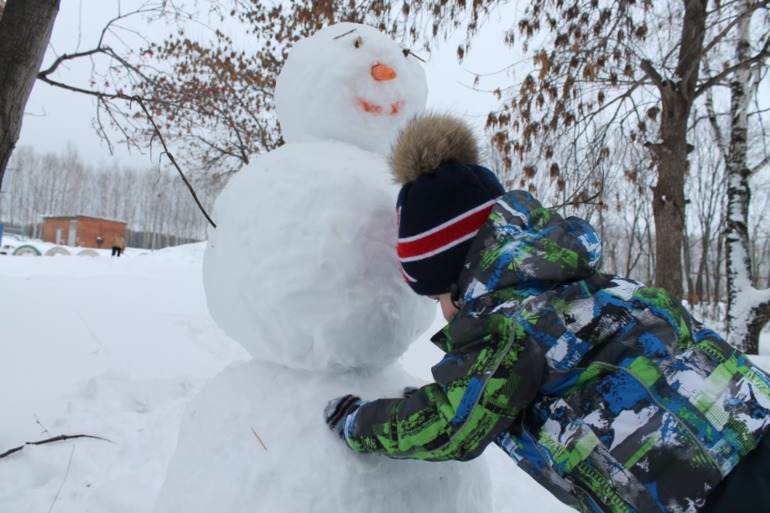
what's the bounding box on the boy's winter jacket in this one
[343,190,770,512]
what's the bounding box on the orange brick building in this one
[42,215,127,249]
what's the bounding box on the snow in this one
[725,230,770,349]
[0,243,572,513]
[0,233,147,259]
[0,244,249,512]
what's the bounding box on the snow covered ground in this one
[0,242,249,512]
[1,240,767,512]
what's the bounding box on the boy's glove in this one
[402,386,419,399]
[323,394,362,439]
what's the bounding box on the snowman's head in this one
[275,23,428,155]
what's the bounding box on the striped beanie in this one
[390,113,505,296]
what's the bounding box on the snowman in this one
[153,23,493,513]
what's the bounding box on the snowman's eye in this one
[355,36,363,48]
[402,48,410,58]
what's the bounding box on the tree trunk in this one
[0,0,59,187]
[646,0,708,300]
[725,4,770,353]
[696,227,710,303]
[683,220,695,302]
[713,227,724,304]
[649,86,689,300]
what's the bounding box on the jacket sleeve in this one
[342,314,545,461]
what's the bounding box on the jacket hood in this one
[390,112,481,185]
[458,190,603,303]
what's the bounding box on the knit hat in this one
[391,113,505,296]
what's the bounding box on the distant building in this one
[42,215,127,249]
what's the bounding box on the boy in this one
[324,113,770,512]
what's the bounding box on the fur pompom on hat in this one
[391,113,505,296]
[390,112,481,185]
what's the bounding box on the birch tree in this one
[718,3,770,353]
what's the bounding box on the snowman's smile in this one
[357,98,404,116]
[354,64,404,116]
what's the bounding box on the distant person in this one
[111,235,126,257]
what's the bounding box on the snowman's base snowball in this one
[153,360,494,513]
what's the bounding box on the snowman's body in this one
[153,23,493,512]
[200,140,432,371]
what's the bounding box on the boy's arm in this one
[341,315,544,461]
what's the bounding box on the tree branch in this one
[37,48,103,77]
[640,59,665,89]
[748,287,770,311]
[700,1,769,58]
[0,433,114,459]
[133,96,217,228]
[696,34,770,97]
[193,135,246,163]
[704,79,728,160]
[38,45,154,86]
[750,154,770,177]
[549,190,603,210]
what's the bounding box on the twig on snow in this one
[251,427,268,451]
[0,434,115,459]
[35,415,52,437]
[47,445,76,513]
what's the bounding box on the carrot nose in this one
[371,64,397,81]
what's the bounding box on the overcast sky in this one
[16,1,517,171]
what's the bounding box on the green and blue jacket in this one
[343,190,770,512]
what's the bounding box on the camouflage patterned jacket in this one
[343,190,770,512]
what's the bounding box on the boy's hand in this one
[323,395,362,439]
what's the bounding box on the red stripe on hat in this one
[398,200,496,262]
